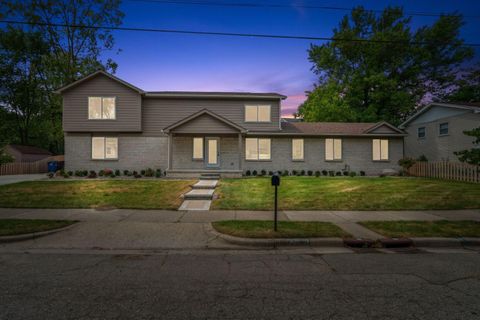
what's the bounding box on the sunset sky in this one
[106,0,480,117]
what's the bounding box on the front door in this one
[206,137,220,168]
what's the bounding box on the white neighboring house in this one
[400,102,480,161]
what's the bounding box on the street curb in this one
[412,237,480,247]
[0,223,78,243]
[209,225,344,247]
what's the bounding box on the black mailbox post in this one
[271,173,280,231]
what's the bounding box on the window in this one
[372,139,389,161]
[439,122,449,135]
[292,139,304,160]
[325,138,342,161]
[193,137,203,159]
[418,127,426,138]
[88,97,116,119]
[92,137,118,159]
[245,138,271,160]
[244,105,271,122]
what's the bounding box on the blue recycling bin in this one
[48,161,58,173]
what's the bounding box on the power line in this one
[2,19,480,47]
[126,0,480,19]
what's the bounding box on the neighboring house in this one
[400,102,480,162]
[55,70,405,177]
[5,144,53,162]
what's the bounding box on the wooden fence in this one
[0,155,64,176]
[408,161,480,183]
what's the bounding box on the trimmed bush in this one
[315,171,320,177]
[98,170,105,177]
[82,170,88,176]
[307,170,313,176]
[132,171,138,176]
[282,170,289,176]
[245,170,251,176]
[88,171,97,178]
[134,174,142,178]
[115,169,121,176]
[343,171,349,176]
[67,171,73,176]
[322,170,328,176]
[335,171,342,176]
[155,169,162,178]
[300,170,306,176]
[145,168,154,177]
[123,170,130,176]
[104,169,113,176]
[260,169,267,176]
[292,170,298,176]
[268,171,274,176]
[252,170,258,176]
[349,171,357,177]
[109,173,116,178]
[360,171,366,176]
[328,171,335,177]
[74,170,82,177]
[47,172,54,178]
[140,169,146,176]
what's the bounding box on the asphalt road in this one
[1,249,480,319]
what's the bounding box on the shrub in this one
[115,169,121,176]
[252,170,258,176]
[322,170,328,176]
[104,169,113,176]
[47,172,54,178]
[282,170,289,176]
[398,157,416,170]
[132,171,138,176]
[88,171,97,178]
[155,169,162,178]
[140,169,146,176]
[134,174,142,178]
[328,171,335,177]
[74,170,82,177]
[343,171,349,176]
[67,171,73,176]
[379,174,386,178]
[335,171,342,176]
[63,173,70,178]
[245,170,251,176]
[98,170,105,177]
[260,169,267,176]
[268,171,274,176]
[292,170,298,176]
[360,171,366,176]
[145,168,154,177]
[307,170,313,176]
[315,171,320,177]
[300,170,305,176]
[127,171,133,177]
[123,170,130,176]
[349,171,357,177]
[82,170,88,176]
[109,173,116,178]
[417,155,428,162]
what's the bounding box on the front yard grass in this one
[212,220,351,238]
[0,180,194,209]
[0,219,76,236]
[212,177,480,210]
[359,220,480,238]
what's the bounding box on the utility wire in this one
[126,0,480,19]
[1,19,480,47]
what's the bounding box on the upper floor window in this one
[92,137,118,160]
[245,105,271,122]
[88,97,116,119]
[325,138,342,161]
[418,127,426,138]
[245,138,271,160]
[292,139,304,160]
[439,122,448,136]
[372,139,389,161]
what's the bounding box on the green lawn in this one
[360,220,480,238]
[212,220,350,238]
[212,177,480,210]
[0,219,76,236]
[0,180,194,209]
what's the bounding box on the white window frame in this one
[192,137,204,160]
[92,137,118,160]
[372,139,389,161]
[325,138,342,161]
[88,96,116,120]
[244,105,271,122]
[245,138,271,160]
[292,139,304,161]
[439,122,449,136]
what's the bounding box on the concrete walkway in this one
[0,174,46,186]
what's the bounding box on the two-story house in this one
[55,71,405,177]
[400,102,480,161]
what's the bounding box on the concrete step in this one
[184,189,215,200]
[201,173,221,177]
[192,180,218,189]
[178,200,211,211]
[199,175,220,180]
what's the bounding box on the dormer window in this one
[88,97,116,119]
[245,105,271,122]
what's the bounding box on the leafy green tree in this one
[0,146,15,165]
[299,6,474,125]
[2,0,124,153]
[454,127,480,165]
[447,66,480,102]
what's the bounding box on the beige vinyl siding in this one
[63,74,142,132]
[142,98,281,135]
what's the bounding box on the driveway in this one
[0,174,46,186]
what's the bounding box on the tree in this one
[454,127,480,165]
[2,0,124,153]
[446,66,480,102]
[298,6,474,125]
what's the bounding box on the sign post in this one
[271,172,280,232]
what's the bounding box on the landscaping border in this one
[0,222,78,243]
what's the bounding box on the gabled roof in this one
[7,144,52,155]
[275,121,405,136]
[400,102,480,128]
[53,70,145,94]
[163,109,247,133]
